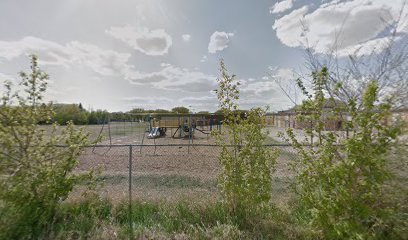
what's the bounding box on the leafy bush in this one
[0,55,95,239]
[214,60,277,216]
[286,68,403,239]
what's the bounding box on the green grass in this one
[45,198,304,240]
[96,174,217,190]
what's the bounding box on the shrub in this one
[287,68,403,239]
[0,55,95,239]
[213,59,277,217]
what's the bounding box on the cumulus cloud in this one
[127,63,217,92]
[0,36,219,100]
[272,0,408,56]
[270,0,294,14]
[106,24,173,56]
[182,34,191,42]
[0,36,132,76]
[208,31,234,53]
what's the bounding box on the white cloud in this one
[0,36,218,102]
[272,0,408,56]
[0,36,68,62]
[237,67,298,110]
[267,67,295,80]
[270,0,294,14]
[126,63,217,92]
[272,6,309,48]
[241,80,278,96]
[200,55,208,63]
[106,24,173,56]
[182,34,191,42]
[0,36,132,76]
[66,41,132,76]
[0,72,14,81]
[208,31,234,54]
[338,36,396,56]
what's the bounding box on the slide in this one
[147,127,160,138]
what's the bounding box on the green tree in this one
[152,109,170,113]
[88,109,109,124]
[0,55,96,239]
[287,68,403,239]
[128,108,145,114]
[53,104,88,125]
[171,106,190,114]
[213,60,277,217]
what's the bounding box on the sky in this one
[0,0,407,112]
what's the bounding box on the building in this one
[266,99,346,131]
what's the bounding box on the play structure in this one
[94,113,223,144]
[91,113,223,155]
[147,113,223,140]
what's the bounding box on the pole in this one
[188,114,192,154]
[128,145,133,239]
[108,116,112,145]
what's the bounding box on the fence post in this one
[128,145,133,239]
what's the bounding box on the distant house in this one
[267,100,408,131]
[266,99,346,131]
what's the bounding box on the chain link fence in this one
[59,141,408,238]
[69,144,299,205]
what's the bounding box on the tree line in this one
[52,105,229,125]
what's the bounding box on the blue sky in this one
[0,0,406,112]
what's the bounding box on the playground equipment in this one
[147,127,166,139]
[93,112,223,155]
[150,113,223,140]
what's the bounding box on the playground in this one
[93,113,224,146]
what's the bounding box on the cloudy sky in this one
[0,0,406,112]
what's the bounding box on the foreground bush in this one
[286,68,405,239]
[0,55,95,239]
[214,60,277,217]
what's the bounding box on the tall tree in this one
[171,106,190,114]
